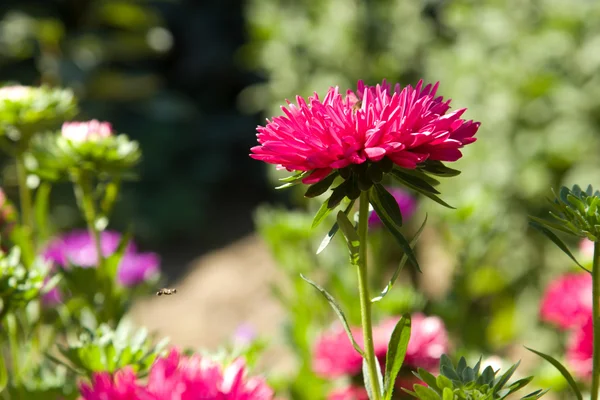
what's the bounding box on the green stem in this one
[15,154,34,242]
[592,241,600,400]
[74,176,104,270]
[6,314,19,386]
[358,190,382,400]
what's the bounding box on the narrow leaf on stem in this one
[525,346,582,400]
[300,274,365,357]
[363,358,384,400]
[337,211,360,264]
[383,315,412,400]
[316,200,355,254]
[370,185,420,271]
[372,215,427,302]
[529,221,588,272]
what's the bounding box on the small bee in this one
[156,288,177,296]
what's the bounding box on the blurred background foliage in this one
[0,0,271,277]
[1,0,600,395]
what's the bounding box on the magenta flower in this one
[62,119,113,142]
[369,187,417,227]
[78,367,148,400]
[41,230,159,305]
[78,348,275,400]
[374,313,448,371]
[328,386,369,400]
[312,313,448,379]
[312,325,365,378]
[566,316,593,380]
[540,272,592,330]
[251,80,479,184]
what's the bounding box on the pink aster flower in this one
[78,367,149,400]
[41,230,160,305]
[580,238,594,259]
[566,315,593,380]
[78,348,275,400]
[0,85,33,101]
[312,325,365,378]
[328,386,369,400]
[369,187,417,227]
[312,313,448,379]
[251,80,479,184]
[374,313,448,371]
[62,119,113,142]
[540,272,592,330]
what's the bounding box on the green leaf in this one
[370,185,420,272]
[442,387,453,400]
[528,216,576,234]
[304,172,339,198]
[529,221,588,272]
[316,200,355,254]
[328,181,350,209]
[415,368,441,394]
[390,170,455,209]
[413,385,440,400]
[492,361,520,393]
[373,183,403,226]
[100,179,120,217]
[383,315,411,399]
[521,389,549,399]
[34,182,52,242]
[419,160,461,177]
[372,214,427,302]
[336,211,360,264]
[299,274,364,357]
[525,347,582,400]
[279,171,308,182]
[312,200,334,229]
[0,353,7,393]
[363,358,384,400]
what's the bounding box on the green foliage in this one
[49,319,169,378]
[405,356,547,400]
[29,132,141,183]
[0,247,55,319]
[0,86,77,150]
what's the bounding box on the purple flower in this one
[368,187,417,227]
[42,230,160,305]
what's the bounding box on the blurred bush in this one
[0,0,270,255]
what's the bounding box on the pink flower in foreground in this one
[251,80,479,184]
[312,325,365,378]
[566,316,592,380]
[328,386,369,400]
[62,119,113,142]
[540,272,591,330]
[312,313,448,379]
[375,313,448,371]
[79,348,275,400]
[580,238,594,259]
[78,367,148,400]
[369,187,417,227]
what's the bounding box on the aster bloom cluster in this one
[42,230,160,305]
[62,119,113,143]
[29,119,141,183]
[0,84,77,145]
[78,348,275,400]
[540,268,593,380]
[251,80,479,186]
[313,313,448,397]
